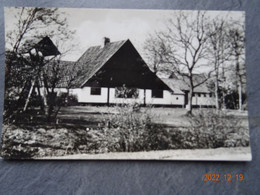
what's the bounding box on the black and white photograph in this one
[1,7,251,160]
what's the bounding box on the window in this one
[115,87,139,98]
[209,93,213,98]
[204,94,207,97]
[152,89,163,98]
[176,97,179,100]
[90,87,101,95]
[192,93,195,97]
[198,93,201,97]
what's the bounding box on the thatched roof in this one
[164,73,211,93]
[160,79,185,94]
[72,40,127,88]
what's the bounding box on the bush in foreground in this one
[84,107,249,153]
[94,103,154,152]
[186,109,249,148]
[0,107,249,159]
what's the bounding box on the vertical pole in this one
[23,79,35,111]
[40,72,49,115]
[107,87,110,106]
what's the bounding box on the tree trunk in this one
[66,88,70,106]
[47,89,56,121]
[16,81,28,108]
[215,77,220,110]
[238,77,242,110]
[186,89,193,115]
[222,90,226,110]
[236,55,242,110]
[186,76,194,115]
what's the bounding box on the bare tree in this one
[144,11,212,115]
[42,56,87,120]
[6,7,73,53]
[228,25,246,110]
[207,19,231,110]
[143,38,166,74]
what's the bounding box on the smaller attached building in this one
[162,74,215,108]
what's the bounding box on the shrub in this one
[92,102,155,152]
[187,109,249,148]
[0,125,38,159]
[84,108,249,153]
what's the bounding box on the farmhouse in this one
[55,38,214,107]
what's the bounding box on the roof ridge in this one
[87,39,127,49]
[75,39,128,62]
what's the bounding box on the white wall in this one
[54,87,186,106]
[109,88,145,104]
[145,89,184,106]
[75,87,108,103]
[191,93,215,106]
[54,88,67,95]
[44,87,216,107]
[170,94,185,106]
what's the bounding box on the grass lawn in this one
[57,106,249,128]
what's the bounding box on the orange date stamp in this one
[204,174,244,181]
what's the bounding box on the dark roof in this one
[35,36,61,56]
[72,40,127,87]
[22,36,60,56]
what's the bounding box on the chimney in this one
[103,37,110,47]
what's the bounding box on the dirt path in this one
[38,146,252,161]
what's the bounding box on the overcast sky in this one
[5,8,244,62]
